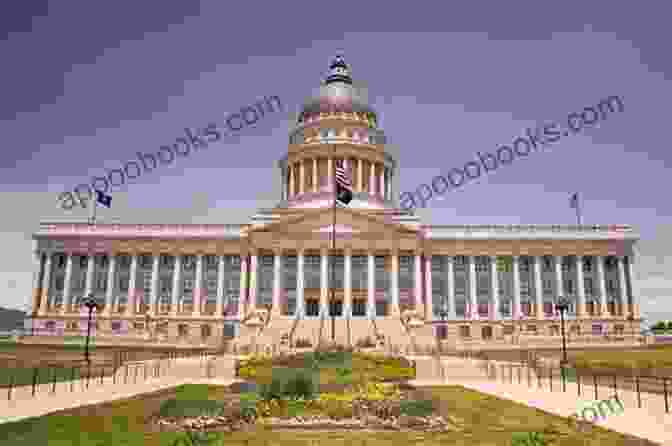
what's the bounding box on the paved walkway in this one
[0,357,236,425]
[411,357,672,445]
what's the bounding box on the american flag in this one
[335,160,353,205]
[335,160,351,187]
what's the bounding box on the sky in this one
[0,0,670,326]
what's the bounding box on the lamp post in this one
[81,293,101,364]
[555,296,570,367]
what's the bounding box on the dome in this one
[297,54,378,123]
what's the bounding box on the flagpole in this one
[330,144,336,343]
[89,192,97,226]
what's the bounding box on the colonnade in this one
[34,251,634,321]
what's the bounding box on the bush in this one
[399,399,434,417]
[284,369,316,400]
[157,399,227,418]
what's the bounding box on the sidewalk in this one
[0,356,236,425]
[442,358,672,445]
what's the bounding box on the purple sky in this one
[1,1,670,326]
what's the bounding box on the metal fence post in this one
[113,365,116,384]
[549,367,553,392]
[635,375,641,408]
[664,378,669,414]
[86,364,91,389]
[51,368,57,393]
[561,366,566,393]
[577,370,581,396]
[100,367,104,385]
[612,375,617,399]
[593,374,598,400]
[8,374,14,400]
[31,367,38,397]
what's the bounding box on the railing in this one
[480,360,672,415]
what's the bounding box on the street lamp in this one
[81,293,101,364]
[555,296,570,367]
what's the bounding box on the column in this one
[299,160,305,195]
[61,254,73,314]
[596,256,608,317]
[38,253,52,316]
[379,167,385,199]
[193,254,203,316]
[216,255,225,316]
[238,255,247,318]
[555,255,563,298]
[425,255,433,321]
[125,254,138,317]
[150,254,159,315]
[249,252,258,310]
[369,162,376,195]
[171,255,181,316]
[297,251,305,317]
[320,249,328,317]
[357,158,363,192]
[288,166,294,198]
[272,250,282,316]
[512,256,521,319]
[414,253,422,311]
[576,256,586,317]
[617,256,627,317]
[534,256,544,319]
[30,252,43,314]
[626,255,637,316]
[391,250,400,315]
[490,256,500,320]
[84,254,95,296]
[468,256,477,319]
[327,157,333,191]
[368,252,375,317]
[104,254,116,315]
[281,166,286,201]
[447,256,456,319]
[344,248,352,318]
[313,158,318,193]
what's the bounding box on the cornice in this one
[35,223,244,240]
[424,225,639,241]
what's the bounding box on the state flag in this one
[95,190,112,208]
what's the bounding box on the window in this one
[352,299,366,316]
[111,321,121,332]
[543,257,553,272]
[119,255,131,268]
[140,255,152,269]
[592,324,603,335]
[607,280,616,293]
[543,279,553,293]
[566,279,574,294]
[475,257,488,272]
[55,277,64,291]
[223,323,236,338]
[79,256,88,269]
[205,255,218,269]
[97,256,108,268]
[183,279,194,293]
[207,279,217,293]
[459,325,470,338]
[183,256,195,270]
[56,254,66,268]
[584,278,594,296]
[436,325,448,340]
[583,257,592,272]
[201,324,211,339]
[526,325,537,333]
[454,256,466,267]
[519,258,530,272]
[178,324,189,337]
[614,325,625,334]
[305,299,320,317]
[161,255,173,267]
[160,278,171,294]
[549,325,560,336]
[45,320,56,331]
[503,325,515,335]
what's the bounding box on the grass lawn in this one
[569,344,672,372]
[0,383,656,445]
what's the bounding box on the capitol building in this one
[27,56,641,350]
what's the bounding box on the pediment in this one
[249,207,417,237]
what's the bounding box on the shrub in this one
[399,399,434,417]
[157,399,227,418]
[283,369,316,400]
[259,377,284,401]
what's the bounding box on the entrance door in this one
[329,300,343,316]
